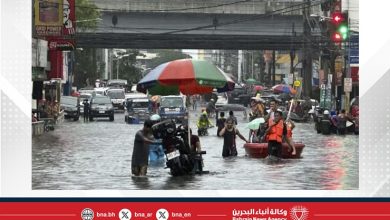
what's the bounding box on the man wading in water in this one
[131,119,155,176]
[219,118,248,158]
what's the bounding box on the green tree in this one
[74,48,96,88]
[114,50,143,85]
[147,49,192,69]
[75,0,100,31]
[73,0,101,88]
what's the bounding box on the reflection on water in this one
[32,112,358,190]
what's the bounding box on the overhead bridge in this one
[76,12,306,50]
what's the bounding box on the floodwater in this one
[32,110,358,190]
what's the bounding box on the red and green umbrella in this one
[137,59,235,95]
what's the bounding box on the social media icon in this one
[81,208,94,220]
[156,208,169,220]
[119,209,132,220]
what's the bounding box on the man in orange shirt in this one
[265,110,286,158]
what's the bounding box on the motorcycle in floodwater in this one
[197,126,209,136]
[152,119,208,176]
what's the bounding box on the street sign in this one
[344,78,352,92]
[350,56,359,64]
[349,34,359,65]
[350,49,359,57]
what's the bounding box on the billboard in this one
[34,0,76,37]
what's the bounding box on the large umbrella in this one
[137,59,235,95]
[254,85,264,92]
[137,59,235,147]
[272,84,297,94]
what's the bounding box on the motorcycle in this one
[152,119,207,176]
[197,126,209,136]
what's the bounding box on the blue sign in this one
[350,49,359,57]
[350,56,359,64]
[349,34,359,64]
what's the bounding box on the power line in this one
[162,0,323,34]
[74,0,255,13]
[76,2,321,36]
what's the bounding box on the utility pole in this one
[303,0,313,98]
[272,50,276,85]
[290,22,296,84]
[251,51,254,79]
[238,50,243,83]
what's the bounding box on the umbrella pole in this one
[287,98,294,121]
[188,111,191,149]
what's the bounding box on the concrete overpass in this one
[75,0,324,49]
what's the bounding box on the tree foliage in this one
[74,48,96,88]
[114,50,143,85]
[147,50,192,69]
[75,0,100,31]
[73,0,102,88]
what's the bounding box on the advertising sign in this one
[35,0,76,36]
[351,66,359,83]
[335,56,343,86]
[35,0,63,36]
[350,34,359,65]
[62,0,76,35]
[48,38,75,50]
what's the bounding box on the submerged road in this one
[32,110,358,190]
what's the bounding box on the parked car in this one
[94,87,109,96]
[89,96,115,121]
[159,95,186,123]
[215,92,229,108]
[125,98,151,123]
[78,87,95,95]
[107,88,126,110]
[227,84,251,107]
[60,96,80,121]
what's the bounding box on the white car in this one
[215,92,229,108]
[107,88,126,110]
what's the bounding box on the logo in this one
[81,208,94,220]
[119,209,132,220]
[290,206,309,220]
[156,208,169,220]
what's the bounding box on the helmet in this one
[150,114,161,121]
[202,111,207,116]
[323,110,330,115]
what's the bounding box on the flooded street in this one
[32,110,358,190]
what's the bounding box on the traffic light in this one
[330,12,349,42]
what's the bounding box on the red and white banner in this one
[1,201,390,220]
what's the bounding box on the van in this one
[125,98,151,123]
[107,88,125,110]
[159,95,187,123]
